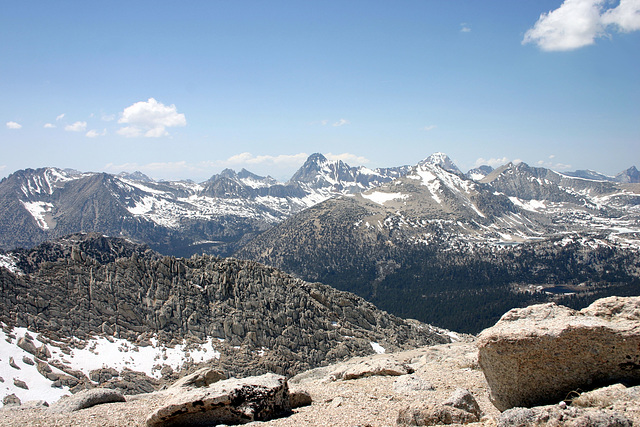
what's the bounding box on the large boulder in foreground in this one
[146,373,290,427]
[477,296,640,411]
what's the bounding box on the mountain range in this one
[1,153,639,333]
[0,154,409,257]
[236,154,640,332]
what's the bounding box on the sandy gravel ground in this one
[0,342,533,426]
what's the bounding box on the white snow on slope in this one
[370,342,385,354]
[362,191,408,205]
[0,324,221,407]
[21,201,55,230]
[0,254,22,276]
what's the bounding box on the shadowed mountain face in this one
[1,154,639,333]
[237,158,640,333]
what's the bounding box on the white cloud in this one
[460,23,471,32]
[222,152,310,169]
[65,121,87,132]
[475,157,510,168]
[104,151,371,182]
[602,0,640,31]
[101,113,116,122]
[538,158,572,170]
[332,119,351,127]
[423,125,437,131]
[44,123,56,128]
[118,98,186,138]
[86,129,107,138]
[523,0,640,51]
[6,121,22,129]
[116,126,142,138]
[325,152,370,165]
[56,114,65,121]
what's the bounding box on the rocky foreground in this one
[1,296,639,426]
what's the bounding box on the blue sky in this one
[1,0,638,182]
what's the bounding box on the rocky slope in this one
[2,297,638,426]
[0,233,453,404]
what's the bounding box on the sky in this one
[1,0,639,182]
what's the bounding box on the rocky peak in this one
[117,171,153,182]
[466,165,494,181]
[418,153,462,175]
[615,166,639,183]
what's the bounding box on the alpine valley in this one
[1,152,640,334]
[1,152,639,409]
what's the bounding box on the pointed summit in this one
[419,153,462,174]
[615,166,639,183]
[289,153,332,184]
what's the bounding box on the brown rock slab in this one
[168,367,226,389]
[146,373,291,427]
[338,358,414,380]
[477,296,640,411]
[48,388,126,413]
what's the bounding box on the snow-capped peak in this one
[418,153,462,175]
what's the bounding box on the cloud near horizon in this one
[523,0,640,51]
[6,121,22,129]
[474,156,511,168]
[332,119,351,127]
[117,98,186,138]
[103,152,371,182]
[65,121,87,132]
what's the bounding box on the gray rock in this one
[397,405,479,426]
[2,394,21,407]
[89,367,119,383]
[13,378,28,390]
[442,388,481,419]
[289,388,312,408]
[338,358,414,380]
[48,388,126,413]
[146,373,290,427]
[477,296,640,411]
[16,336,37,355]
[22,356,35,366]
[572,384,640,409]
[497,405,633,427]
[8,357,20,370]
[168,367,226,389]
[21,400,49,409]
[397,388,481,426]
[392,375,434,394]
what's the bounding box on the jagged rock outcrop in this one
[477,296,640,411]
[0,233,451,380]
[145,373,291,427]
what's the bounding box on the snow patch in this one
[21,201,55,230]
[0,254,22,276]
[361,191,408,205]
[370,342,386,354]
